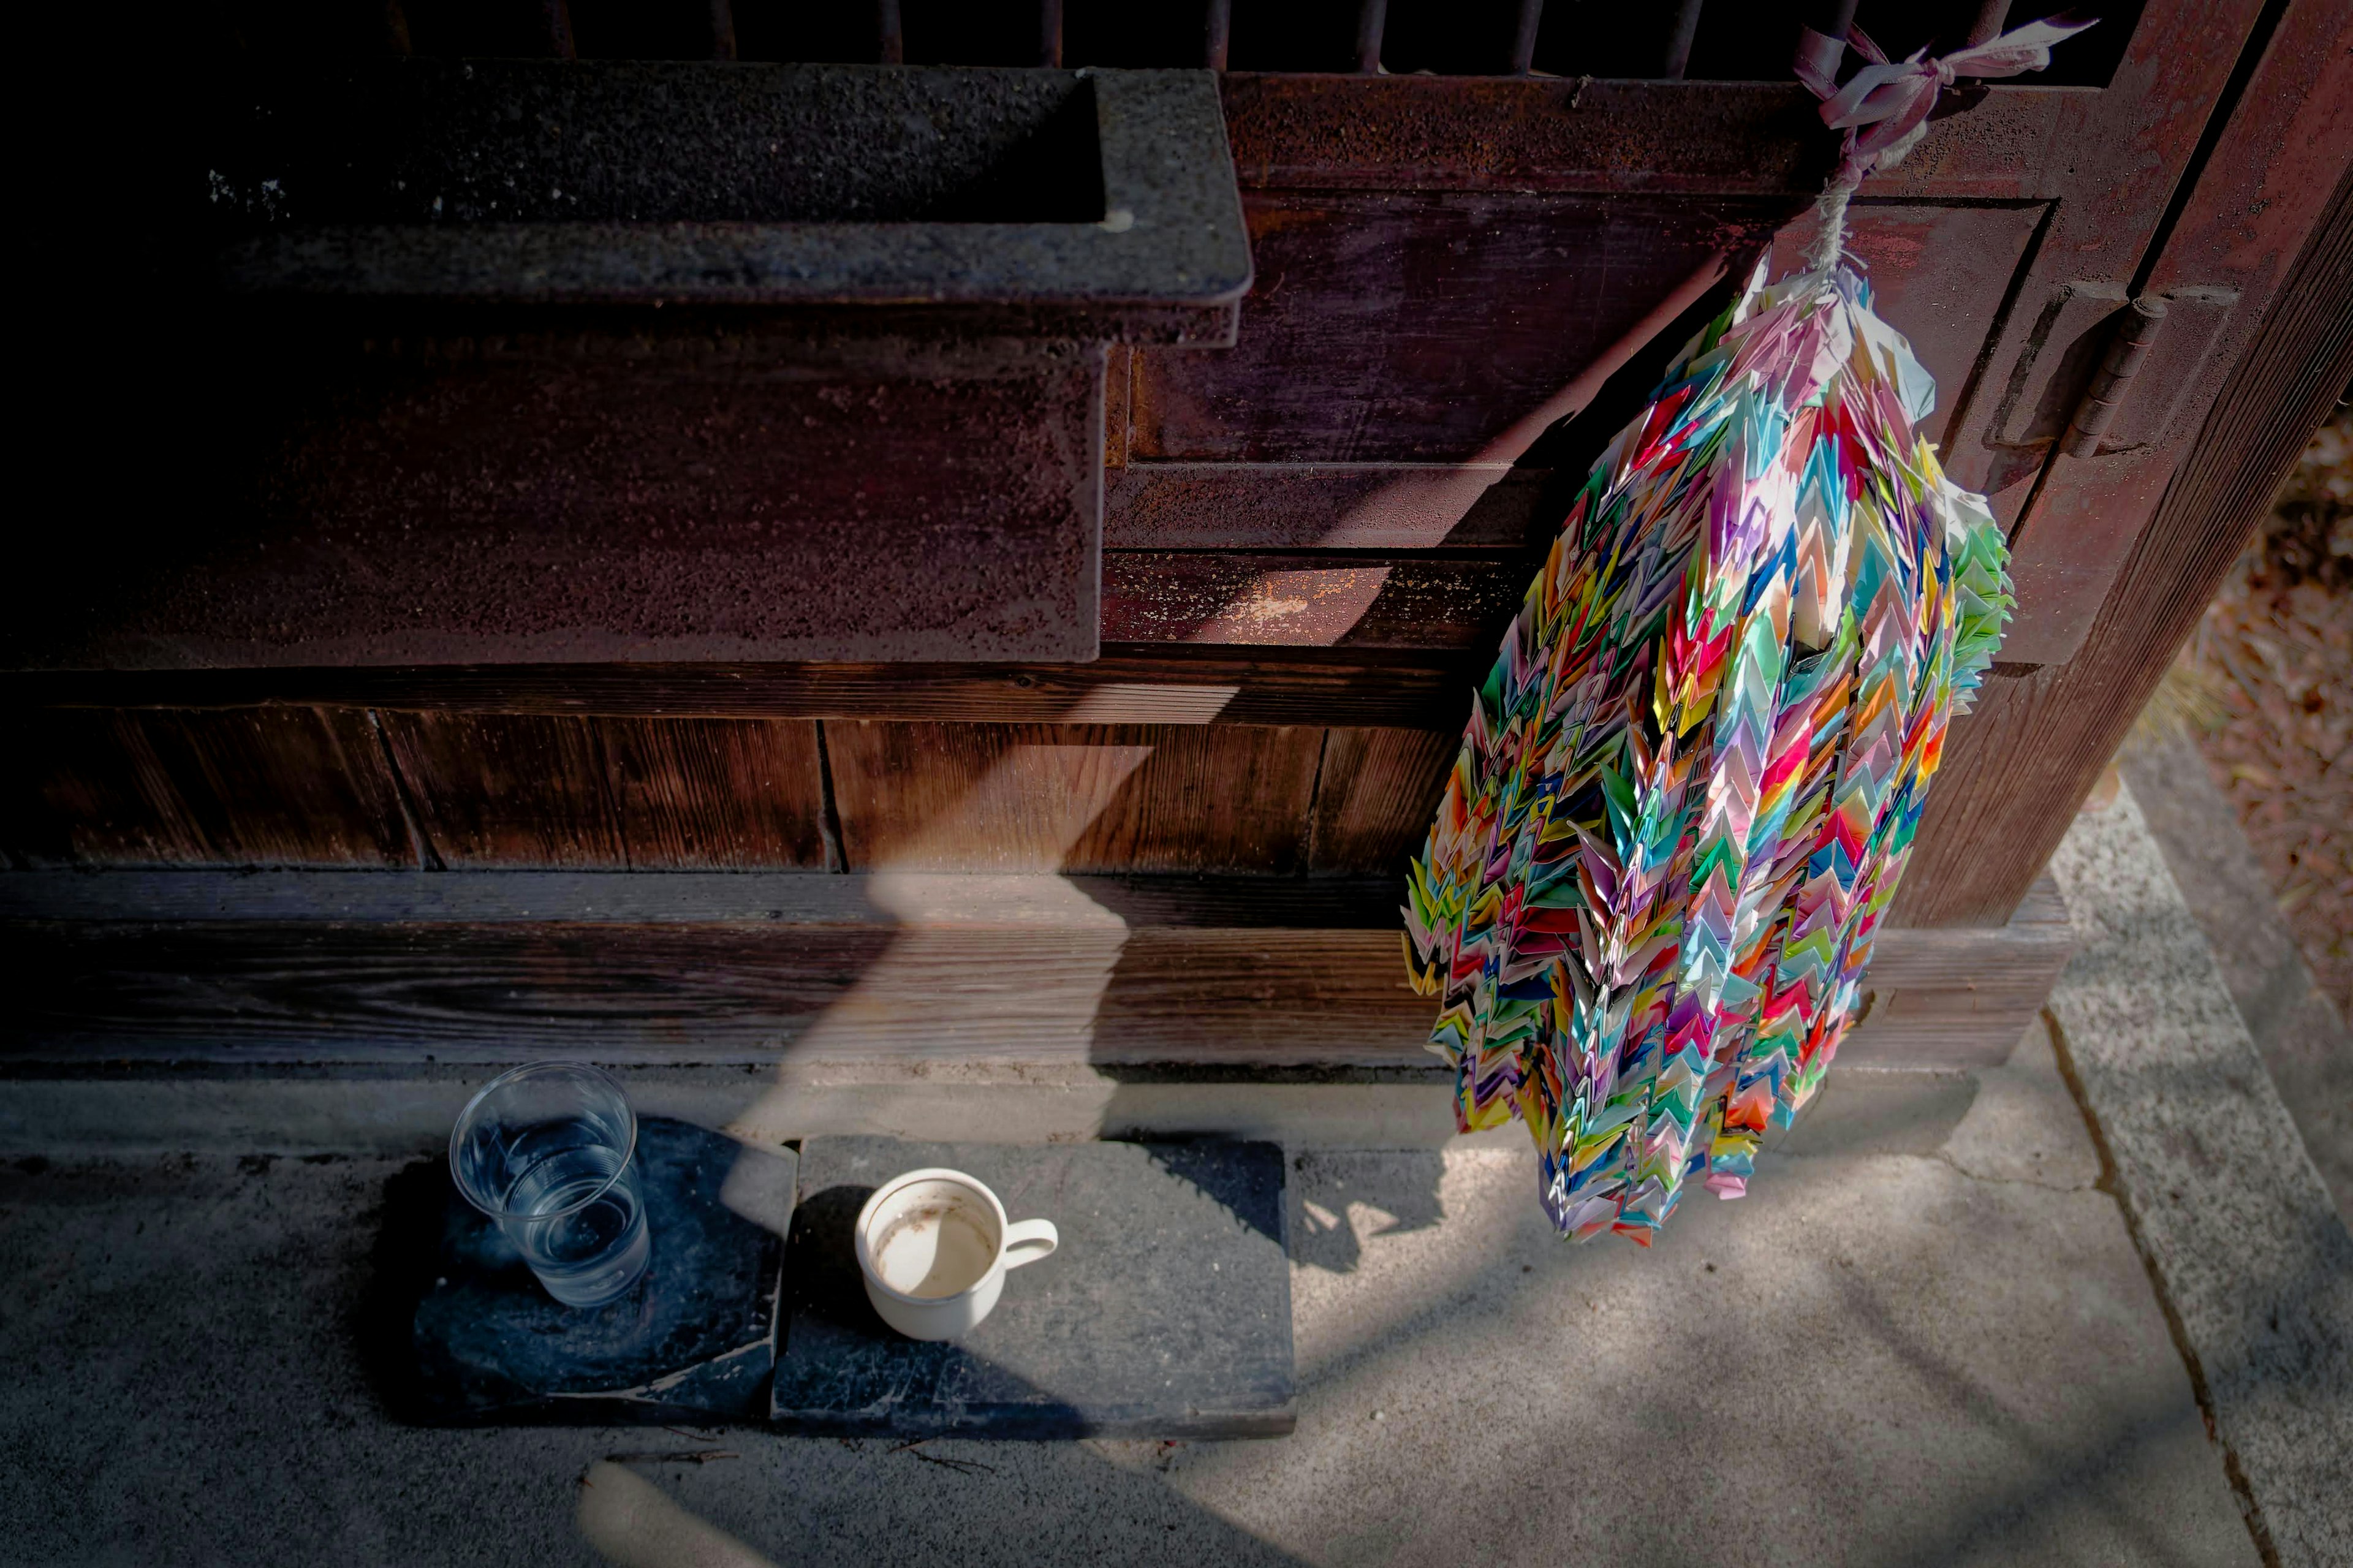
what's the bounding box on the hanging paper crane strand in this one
[1403,259,2012,1242]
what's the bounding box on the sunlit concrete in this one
[0,1017,2256,1567]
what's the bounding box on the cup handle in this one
[1002,1218,1059,1270]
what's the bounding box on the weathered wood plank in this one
[0,873,2069,1070]
[1310,727,1458,874]
[0,869,1409,929]
[1131,192,1779,465]
[1900,133,2353,923]
[2,651,1481,732]
[1217,75,2072,200]
[377,711,624,868]
[596,716,828,869]
[824,721,1325,873]
[1,706,411,868]
[1107,464,1544,550]
[1102,554,1526,648]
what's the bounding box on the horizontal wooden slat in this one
[2,651,1483,731]
[1102,554,1526,648]
[0,873,2070,1071]
[0,869,1408,928]
[1107,464,1545,550]
[824,721,1325,874]
[1219,75,2078,200]
[1,706,412,869]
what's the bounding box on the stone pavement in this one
[0,1012,2258,1567]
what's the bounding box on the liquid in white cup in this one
[854,1169,1058,1340]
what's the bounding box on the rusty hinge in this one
[1994,283,2243,457]
[2060,296,2167,458]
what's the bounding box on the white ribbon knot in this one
[1817,16,2100,176]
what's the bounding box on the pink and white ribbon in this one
[1814,16,2100,178]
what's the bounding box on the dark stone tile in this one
[395,1118,794,1424]
[770,1138,1294,1439]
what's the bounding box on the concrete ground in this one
[2120,726,2353,1221]
[0,1012,2258,1568]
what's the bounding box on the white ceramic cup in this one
[854,1168,1059,1341]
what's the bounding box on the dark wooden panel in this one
[596,716,828,869]
[4,650,1482,730]
[1132,192,1776,464]
[1901,169,2353,925]
[1102,554,1527,648]
[1,706,410,868]
[17,339,1103,671]
[1310,727,1458,874]
[1991,6,2353,664]
[1934,0,2275,563]
[825,721,1324,873]
[0,710,206,866]
[1106,463,1544,550]
[1217,75,2069,200]
[377,711,624,867]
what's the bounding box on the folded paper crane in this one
[1400,13,2099,1245]
[1402,257,2014,1243]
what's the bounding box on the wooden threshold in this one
[1,648,1480,730]
[1,870,2071,1075]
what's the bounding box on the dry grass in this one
[2170,404,2353,1013]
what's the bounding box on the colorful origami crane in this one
[1403,256,2014,1243]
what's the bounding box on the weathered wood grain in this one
[4,651,1480,731]
[596,716,828,869]
[1106,464,1545,550]
[0,874,2069,1070]
[1216,75,2069,200]
[0,869,1409,929]
[1310,727,1458,874]
[824,721,1325,873]
[1900,135,2353,924]
[1131,192,1782,465]
[1,706,411,868]
[1102,554,1527,648]
[377,711,625,868]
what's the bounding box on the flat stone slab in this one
[770,1137,1293,1439]
[396,1118,794,1425]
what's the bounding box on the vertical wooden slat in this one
[1507,0,1543,74]
[1966,1,2013,47]
[1,710,203,866]
[597,718,829,869]
[1064,725,1322,873]
[0,708,411,868]
[1205,0,1232,70]
[1039,0,1063,66]
[825,722,1324,873]
[1104,343,1132,469]
[1659,0,1704,78]
[143,708,414,867]
[1354,0,1387,73]
[708,0,738,59]
[542,0,576,58]
[377,712,626,868]
[877,0,904,62]
[1309,727,1457,874]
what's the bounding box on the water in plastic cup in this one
[449,1062,651,1309]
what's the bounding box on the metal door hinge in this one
[2061,295,2166,457]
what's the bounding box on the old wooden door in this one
[4,0,2349,1074]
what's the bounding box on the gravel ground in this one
[2177,404,2353,1015]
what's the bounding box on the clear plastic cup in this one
[448,1062,650,1308]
